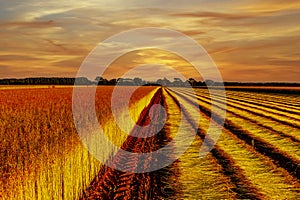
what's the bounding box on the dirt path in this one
[81,88,181,199]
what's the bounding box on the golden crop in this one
[0,86,157,200]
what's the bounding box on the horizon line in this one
[0,76,300,84]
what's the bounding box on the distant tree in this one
[108,78,117,85]
[117,78,123,83]
[188,78,196,87]
[156,79,163,86]
[95,76,108,85]
[205,79,214,86]
[162,77,171,86]
[75,77,92,85]
[133,77,143,86]
[95,76,104,82]
[173,78,184,87]
[95,76,103,84]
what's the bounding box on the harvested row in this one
[181,89,300,129]
[203,89,300,119]
[165,89,264,199]
[189,88,300,112]
[224,88,300,104]
[225,90,300,110]
[209,91,299,124]
[163,89,237,199]
[170,88,300,199]
[218,91,300,115]
[194,90,300,145]
[177,88,300,142]
[171,89,300,181]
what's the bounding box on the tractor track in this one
[81,88,180,199]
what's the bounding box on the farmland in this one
[0,86,157,199]
[0,86,300,199]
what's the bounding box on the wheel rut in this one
[81,88,181,199]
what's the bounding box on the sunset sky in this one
[1,0,299,82]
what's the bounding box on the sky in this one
[0,0,300,82]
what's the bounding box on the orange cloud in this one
[102,49,203,81]
[171,11,257,20]
[0,0,299,82]
[237,0,300,13]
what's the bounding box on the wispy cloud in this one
[0,0,299,82]
[237,0,300,13]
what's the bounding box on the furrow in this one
[171,89,300,181]
[165,88,263,199]
[179,88,300,129]
[181,90,300,145]
[170,88,300,199]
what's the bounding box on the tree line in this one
[0,77,299,87]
